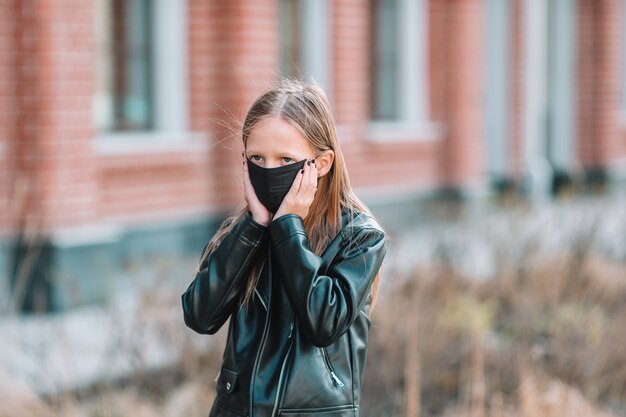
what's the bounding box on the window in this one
[279,0,303,79]
[96,0,154,132]
[370,0,399,120]
[95,0,189,137]
[278,0,332,92]
[369,0,429,126]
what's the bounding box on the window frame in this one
[95,0,191,148]
[278,0,333,94]
[366,0,437,142]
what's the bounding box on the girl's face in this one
[245,117,316,168]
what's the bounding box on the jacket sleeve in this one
[181,211,267,335]
[268,213,386,347]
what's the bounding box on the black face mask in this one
[247,158,307,213]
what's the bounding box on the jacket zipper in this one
[254,288,267,311]
[249,306,270,416]
[271,321,295,417]
[249,252,272,417]
[320,347,344,387]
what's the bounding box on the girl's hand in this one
[242,151,272,226]
[274,158,318,221]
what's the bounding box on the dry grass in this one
[2,198,626,417]
[362,248,626,417]
[4,249,623,417]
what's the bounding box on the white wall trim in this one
[355,182,442,205]
[301,0,332,99]
[365,120,444,143]
[153,0,189,133]
[607,157,626,183]
[368,0,431,140]
[524,0,552,201]
[51,224,123,248]
[485,0,511,178]
[398,0,429,124]
[95,132,209,155]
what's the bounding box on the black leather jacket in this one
[181,207,386,417]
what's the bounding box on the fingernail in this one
[307,161,310,166]
[312,159,316,164]
[301,169,304,174]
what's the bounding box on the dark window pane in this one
[279,0,303,79]
[99,0,153,132]
[370,0,399,120]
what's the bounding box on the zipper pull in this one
[330,371,344,387]
[288,322,294,338]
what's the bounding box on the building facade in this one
[1,0,625,312]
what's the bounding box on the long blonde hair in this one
[197,79,385,311]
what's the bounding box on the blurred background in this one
[1,0,625,416]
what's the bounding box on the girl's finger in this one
[287,165,305,197]
[303,159,316,197]
[241,153,252,196]
[242,153,258,202]
[309,159,318,192]
[242,153,249,183]
[302,160,314,197]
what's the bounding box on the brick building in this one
[1,0,625,312]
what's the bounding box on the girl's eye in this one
[250,155,262,161]
[282,157,293,164]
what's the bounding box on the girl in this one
[181,80,387,417]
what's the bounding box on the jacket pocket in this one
[320,347,345,387]
[280,343,352,408]
[216,367,239,395]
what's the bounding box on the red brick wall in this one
[36,0,98,230]
[0,0,100,233]
[578,0,625,171]
[430,0,449,125]
[440,0,485,188]
[8,0,51,234]
[333,0,370,128]
[3,0,626,238]
[0,0,15,235]
[189,0,279,211]
[96,147,215,223]
[509,0,525,179]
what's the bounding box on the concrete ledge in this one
[3,214,223,314]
